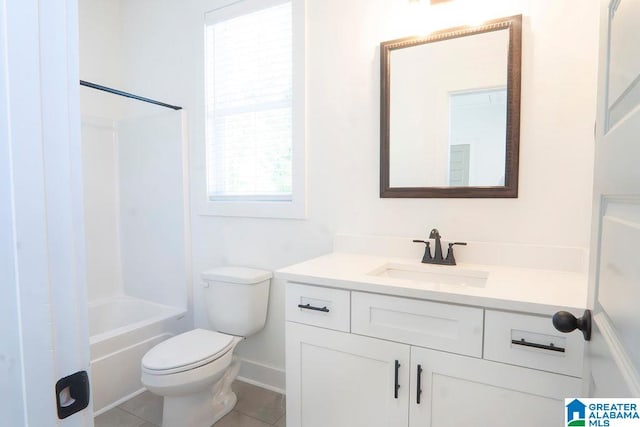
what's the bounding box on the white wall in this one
[116,0,599,389]
[78,0,125,119]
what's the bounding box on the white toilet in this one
[141,266,271,427]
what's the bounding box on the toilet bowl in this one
[140,266,271,427]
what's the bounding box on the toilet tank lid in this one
[201,266,272,284]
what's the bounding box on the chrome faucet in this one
[413,228,467,266]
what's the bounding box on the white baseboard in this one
[237,358,285,395]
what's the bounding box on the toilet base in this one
[161,357,241,427]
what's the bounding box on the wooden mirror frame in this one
[380,15,522,198]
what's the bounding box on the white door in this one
[585,0,640,396]
[286,322,410,427]
[0,0,92,426]
[409,346,581,427]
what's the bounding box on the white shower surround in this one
[80,106,191,413]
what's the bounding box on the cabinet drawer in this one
[285,283,350,332]
[484,309,584,377]
[351,292,483,357]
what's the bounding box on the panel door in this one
[286,322,410,427]
[586,0,640,396]
[409,346,581,427]
[1,0,92,425]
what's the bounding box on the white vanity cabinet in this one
[409,347,579,426]
[285,283,583,427]
[286,322,410,427]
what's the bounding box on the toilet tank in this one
[201,266,272,337]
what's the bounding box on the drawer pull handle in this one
[511,338,565,353]
[416,364,423,404]
[297,303,330,313]
[394,360,401,399]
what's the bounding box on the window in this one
[204,0,305,218]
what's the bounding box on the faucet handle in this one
[413,239,433,262]
[444,242,467,265]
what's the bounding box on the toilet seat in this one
[142,329,234,375]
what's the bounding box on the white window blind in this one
[205,0,292,202]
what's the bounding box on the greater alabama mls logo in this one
[566,398,640,426]
[567,399,587,426]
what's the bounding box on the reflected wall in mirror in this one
[380,15,522,198]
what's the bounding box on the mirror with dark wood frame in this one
[380,15,522,198]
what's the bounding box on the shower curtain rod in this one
[79,80,182,110]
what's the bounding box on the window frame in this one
[200,0,306,219]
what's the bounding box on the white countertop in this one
[276,252,588,316]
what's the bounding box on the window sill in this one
[198,199,306,219]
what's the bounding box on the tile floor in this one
[94,381,285,427]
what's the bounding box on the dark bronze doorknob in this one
[552,309,592,341]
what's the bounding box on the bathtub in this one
[89,296,188,415]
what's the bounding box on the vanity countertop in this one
[276,252,588,316]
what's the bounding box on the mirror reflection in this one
[448,87,507,186]
[381,15,521,198]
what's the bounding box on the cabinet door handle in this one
[297,303,330,313]
[511,338,565,353]
[416,364,423,404]
[394,360,401,399]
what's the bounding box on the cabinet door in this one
[286,322,410,427]
[409,346,581,427]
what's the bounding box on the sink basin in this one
[369,263,488,288]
